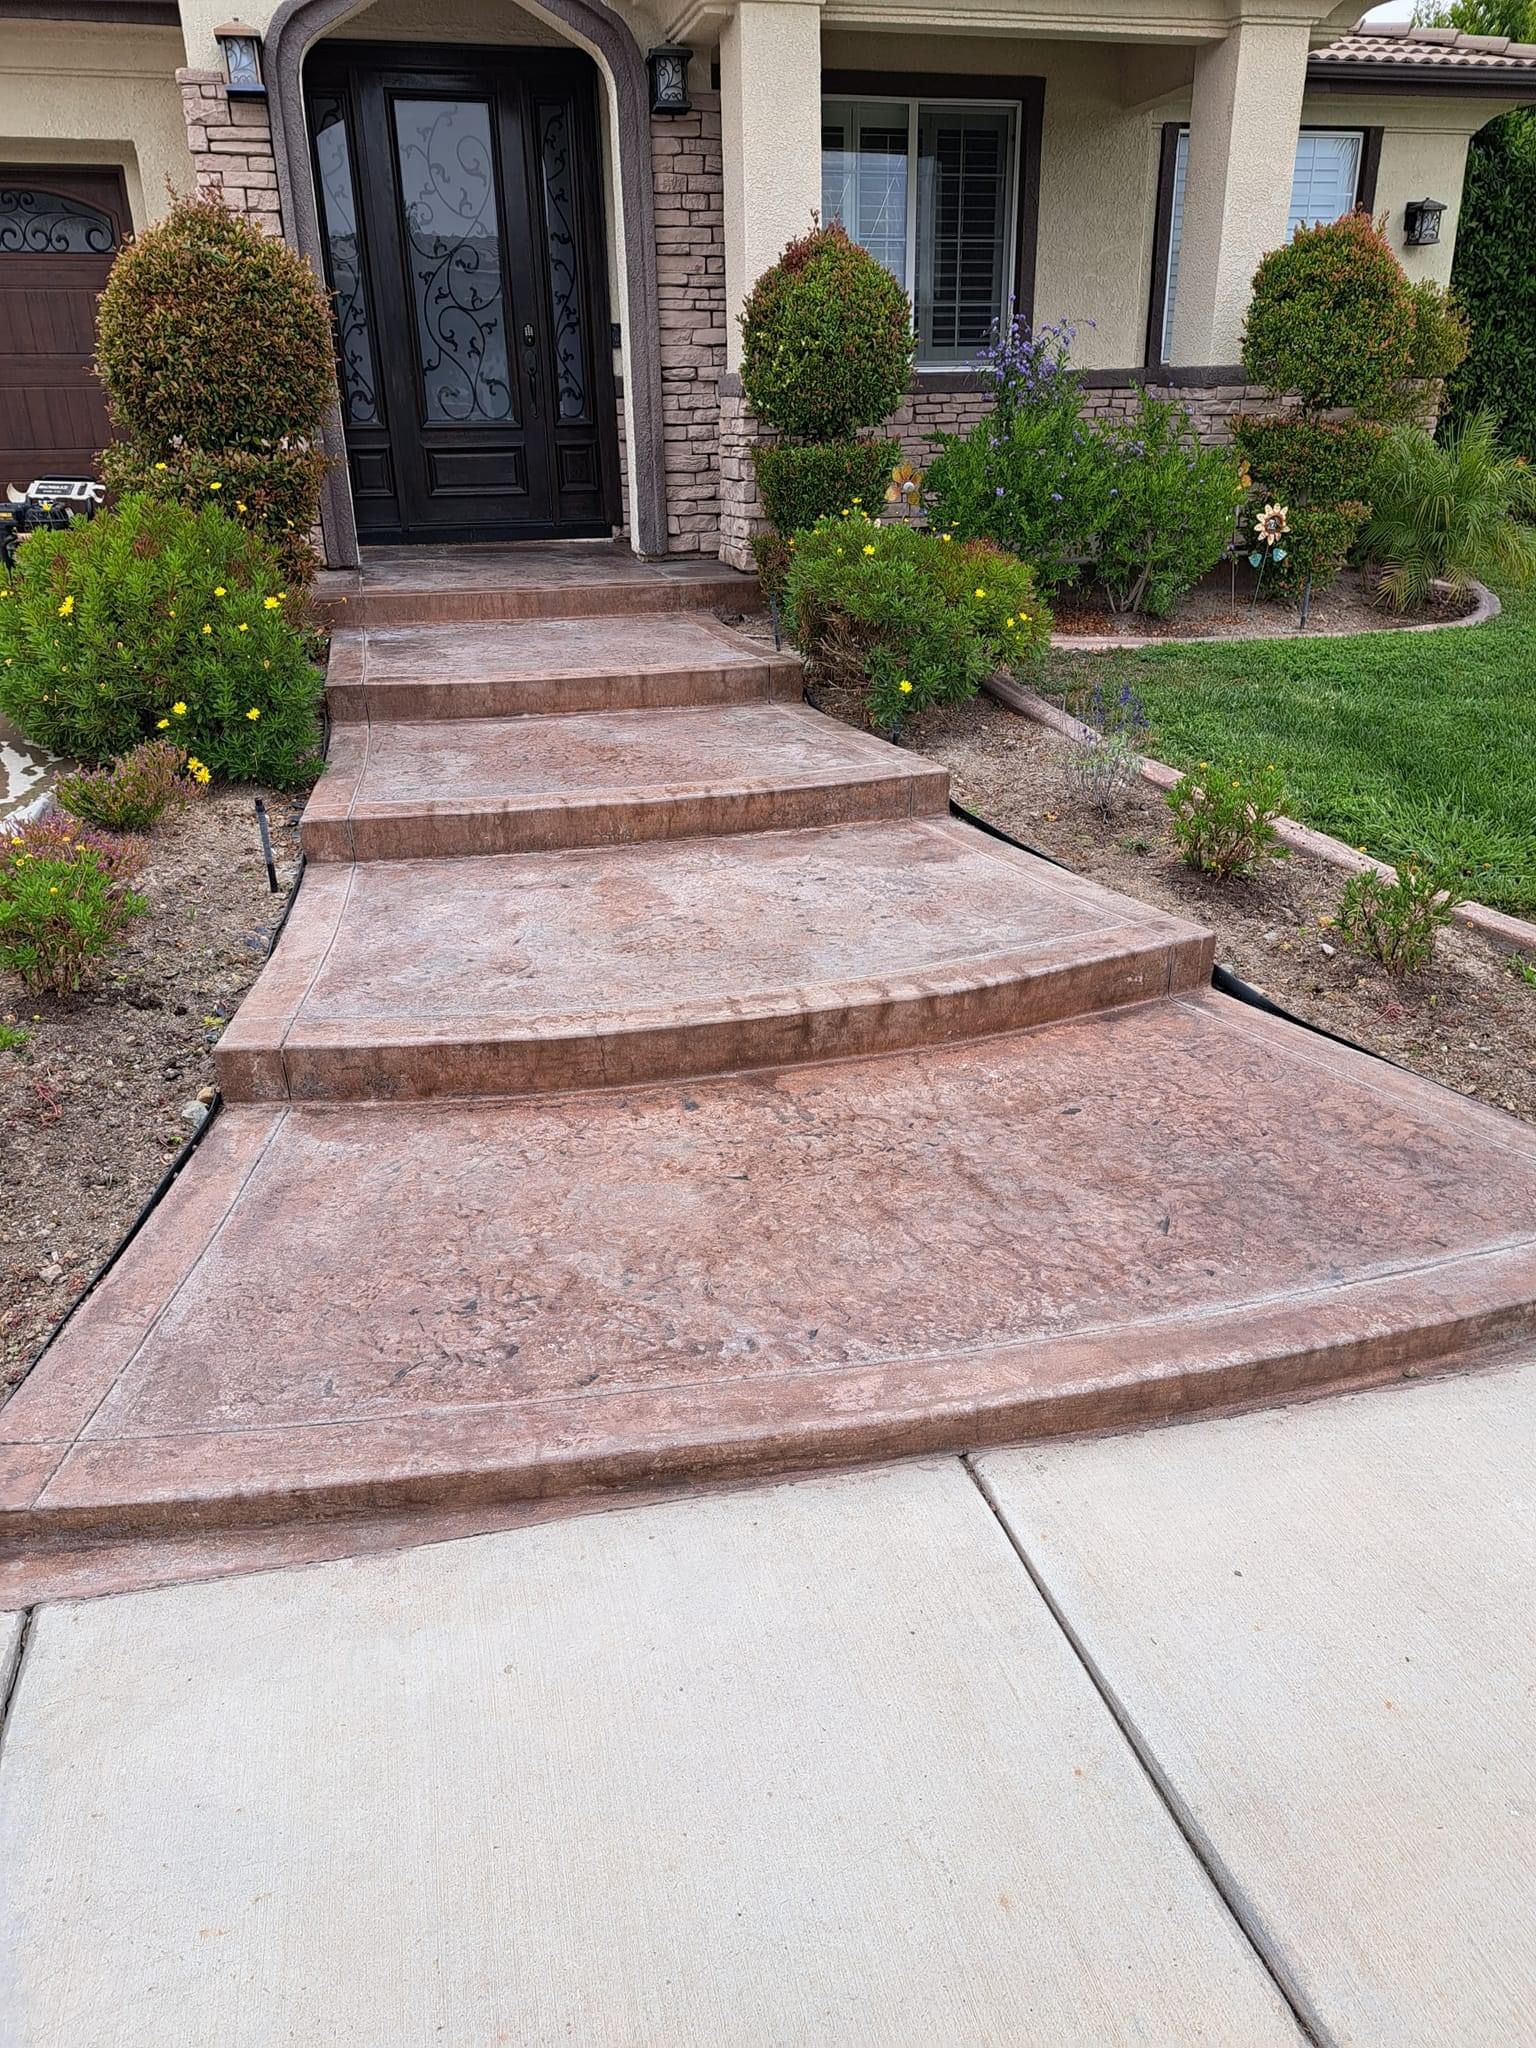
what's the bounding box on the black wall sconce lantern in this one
[1403,197,1446,247]
[215,19,266,98]
[648,46,693,115]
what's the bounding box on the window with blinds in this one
[822,96,1019,364]
[1158,126,1364,362]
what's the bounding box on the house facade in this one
[1,0,1533,568]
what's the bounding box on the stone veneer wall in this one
[716,373,1292,569]
[176,69,283,235]
[650,90,726,554]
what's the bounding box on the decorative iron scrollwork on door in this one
[0,189,117,256]
[537,100,590,423]
[309,92,381,428]
[392,97,514,425]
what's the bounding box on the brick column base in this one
[176,69,284,237]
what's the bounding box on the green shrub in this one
[101,443,328,588]
[1405,280,1471,390]
[740,224,914,440]
[94,192,334,579]
[1362,411,1536,610]
[57,738,200,831]
[0,813,148,993]
[1335,863,1463,976]
[96,193,334,451]
[0,495,323,787]
[1093,395,1241,616]
[1444,112,1536,461]
[784,513,1050,729]
[1232,415,1382,506]
[751,439,900,536]
[1241,214,1416,417]
[924,324,1109,590]
[1166,760,1288,877]
[1232,414,1383,593]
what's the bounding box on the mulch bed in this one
[1,789,303,1393]
[895,693,1536,1124]
[1050,564,1476,641]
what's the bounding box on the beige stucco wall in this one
[821,31,1183,369]
[0,23,192,229]
[823,29,1514,368]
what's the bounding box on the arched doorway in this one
[262,0,667,564]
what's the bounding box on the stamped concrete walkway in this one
[4,1361,1534,2044]
[4,541,1536,1602]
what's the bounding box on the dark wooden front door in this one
[0,168,127,492]
[306,45,620,545]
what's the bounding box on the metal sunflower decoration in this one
[1248,500,1290,612]
[886,461,924,508]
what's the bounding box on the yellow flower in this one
[862,544,876,556]
[1197,760,1209,771]
[974,588,987,599]
[235,501,248,513]
[195,765,211,784]
[246,707,261,720]
[154,461,168,472]
[168,608,176,618]
[201,623,212,635]
[261,659,271,670]
[57,595,74,618]
[209,482,223,492]
[940,533,953,543]
[213,585,227,598]
[1005,617,1015,628]
[237,621,248,632]
[157,718,170,730]
[263,596,281,609]
[898,679,913,695]
[172,702,187,715]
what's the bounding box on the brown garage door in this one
[0,167,127,493]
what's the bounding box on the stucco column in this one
[718,0,823,371]
[1168,16,1310,367]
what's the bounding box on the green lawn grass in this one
[1041,581,1536,913]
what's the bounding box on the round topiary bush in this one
[740,223,914,440]
[96,192,336,450]
[1241,213,1416,418]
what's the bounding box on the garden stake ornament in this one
[1248,502,1290,612]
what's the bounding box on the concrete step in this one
[215,818,1213,1100]
[311,542,759,629]
[300,702,949,861]
[325,614,803,723]
[10,992,1536,1576]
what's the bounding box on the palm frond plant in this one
[1362,410,1536,611]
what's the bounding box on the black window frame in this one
[1144,119,1382,368]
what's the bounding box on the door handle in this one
[522,323,539,415]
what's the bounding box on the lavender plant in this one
[1064,681,1150,819]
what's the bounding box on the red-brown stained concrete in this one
[302,702,949,861]
[8,997,1536,1559]
[215,819,1212,1100]
[325,614,803,723]
[9,548,1536,1593]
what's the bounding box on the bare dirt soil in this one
[903,693,1536,1124]
[1,789,303,1391]
[1050,564,1476,641]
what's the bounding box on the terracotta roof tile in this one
[1314,21,1536,70]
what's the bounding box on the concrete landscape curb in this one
[984,668,1536,957]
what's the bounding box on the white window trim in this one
[821,94,1023,368]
